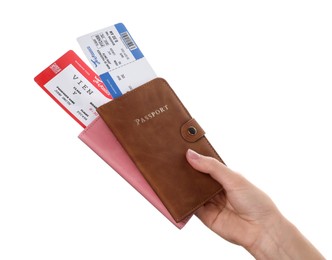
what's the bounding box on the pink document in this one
[79,116,190,229]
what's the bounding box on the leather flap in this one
[181,118,205,143]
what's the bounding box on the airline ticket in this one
[77,23,156,98]
[34,50,112,128]
[35,23,156,128]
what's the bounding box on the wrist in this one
[247,213,324,260]
[247,212,288,260]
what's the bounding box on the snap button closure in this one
[181,118,205,142]
[188,126,197,135]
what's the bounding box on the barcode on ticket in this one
[120,31,137,50]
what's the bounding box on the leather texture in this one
[97,78,224,222]
[78,116,190,229]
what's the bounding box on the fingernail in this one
[187,149,200,160]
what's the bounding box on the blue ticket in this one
[77,23,157,98]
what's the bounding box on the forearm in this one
[248,215,325,260]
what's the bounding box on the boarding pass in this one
[77,23,156,98]
[34,50,112,128]
[35,23,157,127]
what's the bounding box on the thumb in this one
[186,149,243,191]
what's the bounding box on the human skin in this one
[186,149,325,260]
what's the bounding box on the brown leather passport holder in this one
[97,77,224,222]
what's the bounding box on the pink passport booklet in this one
[79,116,190,229]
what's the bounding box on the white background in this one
[1,1,331,259]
